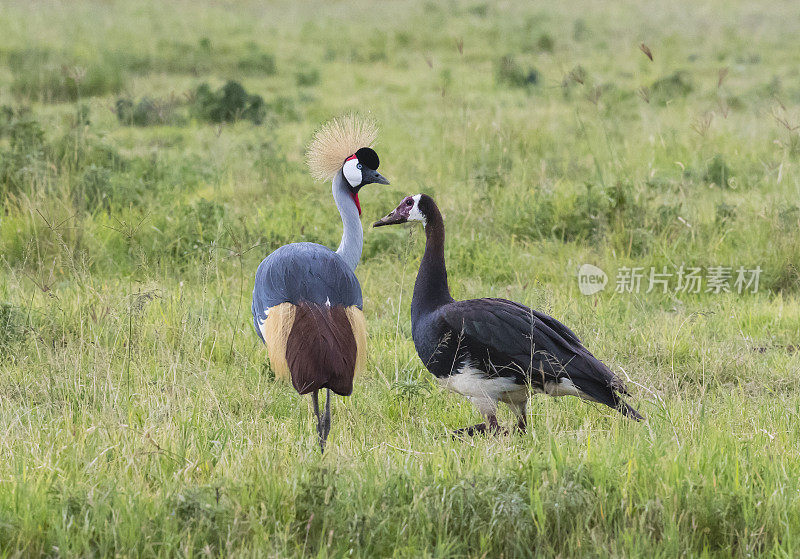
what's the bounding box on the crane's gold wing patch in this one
[346,306,367,377]
[260,302,296,380]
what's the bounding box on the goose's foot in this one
[453,415,505,437]
[453,422,488,437]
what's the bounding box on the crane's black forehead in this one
[354,147,379,170]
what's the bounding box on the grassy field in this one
[1,0,800,556]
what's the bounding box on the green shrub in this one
[8,49,125,102]
[650,71,693,105]
[495,55,539,88]
[295,68,320,87]
[52,129,126,175]
[115,96,184,127]
[268,96,300,121]
[74,165,113,211]
[193,81,265,124]
[155,198,227,261]
[73,165,147,212]
[237,50,277,74]
[1,105,132,206]
[705,154,735,187]
[0,303,27,353]
[0,106,49,197]
[536,33,555,52]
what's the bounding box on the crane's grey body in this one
[251,242,363,341]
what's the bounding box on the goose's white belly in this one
[438,366,528,414]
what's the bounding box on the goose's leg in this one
[507,398,528,433]
[453,396,504,437]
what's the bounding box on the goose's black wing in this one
[251,242,362,342]
[438,298,641,419]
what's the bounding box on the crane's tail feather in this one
[284,302,361,396]
[260,302,365,395]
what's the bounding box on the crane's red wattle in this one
[350,192,361,215]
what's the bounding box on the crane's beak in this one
[362,168,390,186]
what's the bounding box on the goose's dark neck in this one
[412,205,452,317]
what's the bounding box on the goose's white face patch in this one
[342,156,362,188]
[407,194,426,226]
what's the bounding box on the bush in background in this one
[0,303,27,354]
[115,96,184,127]
[8,49,125,102]
[192,81,265,124]
[495,55,539,88]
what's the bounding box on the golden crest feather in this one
[306,114,378,181]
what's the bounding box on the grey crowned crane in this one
[252,116,389,451]
[373,194,642,435]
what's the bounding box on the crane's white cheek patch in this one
[342,158,362,187]
[438,366,524,415]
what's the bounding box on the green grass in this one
[1,0,800,556]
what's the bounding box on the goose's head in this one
[372,194,430,228]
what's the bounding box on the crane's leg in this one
[311,390,324,453]
[320,388,332,451]
[311,389,333,453]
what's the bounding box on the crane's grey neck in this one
[332,170,362,271]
